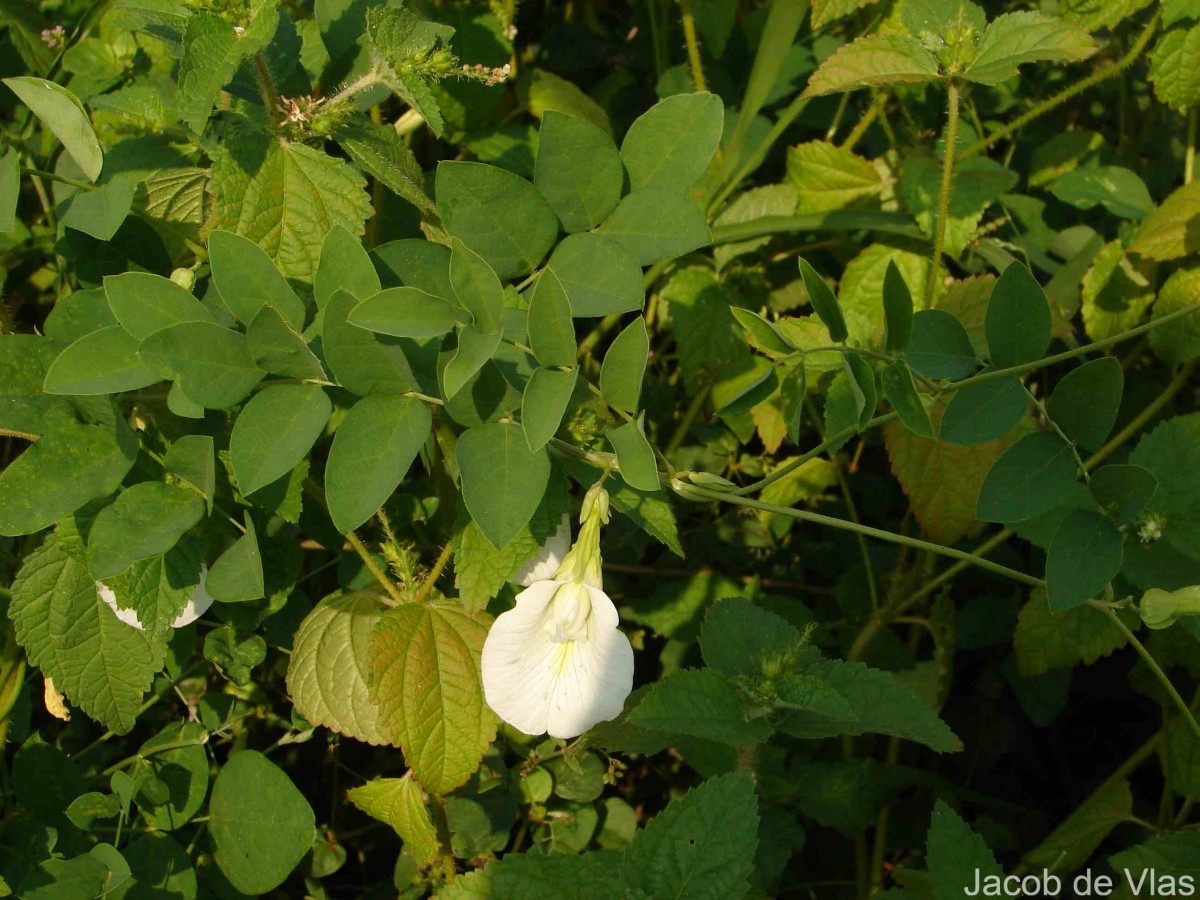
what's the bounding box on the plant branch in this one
[678,0,708,92]
[926,80,960,307]
[414,543,453,603]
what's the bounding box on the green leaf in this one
[977,431,1079,523]
[926,801,1003,900]
[534,111,623,232]
[0,147,18,232]
[211,139,371,281]
[731,308,794,356]
[287,591,394,745]
[776,658,963,752]
[620,92,724,193]
[458,422,551,548]
[620,772,759,900]
[21,849,120,899]
[367,603,495,793]
[938,375,1027,445]
[1047,356,1122,451]
[700,597,801,678]
[797,258,847,343]
[105,539,203,639]
[1131,180,1200,262]
[450,237,505,332]
[176,5,278,133]
[109,832,197,898]
[209,750,315,895]
[314,225,382,310]
[597,186,710,266]
[208,229,306,330]
[164,434,216,515]
[230,384,332,495]
[600,317,648,413]
[206,515,265,602]
[787,140,882,214]
[335,122,436,217]
[1151,22,1200,113]
[44,327,161,395]
[442,325,504,400]
[714,358,777,416]
[901,155,1017,258]
[488,850,624,898]
[963,11,1096,85]
[1014,588,1134,676]
[907,310,978,380]
[87,482,205,580]
[881,361,934,438]
[0,421,136,537]
[1128,415,1200,561]
[322,290,419,396]
[528,269,577,367]
[607,416,660,492]
[104,272,215,340]
[245,305,326,380]
[1045,508,1123,611]
[1108,826,1200,880]
[628,668,770,744]
[363,5,453,136]
[11,526,164,733]
[1051,165,1154,219]
[137,322,265,409]
[1089,464,1158,525]
[775,673,858,722]
[883,261,914,353]
[3,76,103,181]
[60,175,137,241]
[521,367,577,452]
[545,232,645,317]
[1151,267,1200,367]
[802,33,939,97]
[347,776,439,865]
[1020,777,1131,873]
[349,286,467,338]
[325,395,431,533]
[436,160,559,280]
[985,263,1051,369]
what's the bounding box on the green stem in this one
[253,54,278,122]
[303,479,404,606]
[678,0,708,93]
[20,166,94,191]
[925,80,960,308]
[1187,108,1198,184]
[414,543,453,604]
[675,483,1044,588]
[709,211,924,245]
[429,792,458,883]
[709,92,809,215]
[839,93,882,150]
[1095,602,1200,746]
[664,386,710,459]
[957,12,1161,162]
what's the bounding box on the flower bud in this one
[169,267,196,291]
[1139,585,1200,630]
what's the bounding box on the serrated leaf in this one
[3,76,103,181]
[44,327,161,396]
[176,5,278,133]
[104,272,215,340]
[230,384,332,495]
[534,111,623,232]
[963,11,1096,86]
[620,772,759,900]
[1151,23,1200,112]
[137,322,265,409]
[347,776,439,865]
[1020,777,1131,873]
[11,526,165,733]
[1128,415,1200,561]
[1014,589,1135,675]
[620,92,724,193]
[87,482,205,581]
[0,421,137,537]
[325,395,431,533]
[436,160,559,280]
[287,591,393,745]
[545,232,645,317]
[106,538,204,639]
[927,801,1002,900]
[900,155,1017,258]
[628,668,771,744]
[367,603,495,793]
[803,33,939,98]
[212,140,371,281]
[1129,180,1200,261]
[457,422,551,549]
[364,5,453,136]
[1151,267,1200,367]
[700,597,801,678]
[776,657,962,752]
[209,750,314,895]
[787,140,882,214]
[597,187,710,267]
[335,122,436,216]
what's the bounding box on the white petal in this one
[511,516,571,587]
[481,580,633,740]
[97,581,145,631]
[171,565,213,628]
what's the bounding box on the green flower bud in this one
[169,267,196,292]
[1139,585,1200,630]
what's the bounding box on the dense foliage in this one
[1,0,1200,896]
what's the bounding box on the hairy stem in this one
[414,543,453,603]
[925,80,960,307]
[678,0,708,92]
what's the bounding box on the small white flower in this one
[482,486,633,739]
[510,516,571,587]
[97,567,214,631]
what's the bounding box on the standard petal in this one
[96,581,145,631]
[482,580,562,735]
[511,516,571,586]
[172,565,213,628]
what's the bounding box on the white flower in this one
[482,486,634,739]
[97,567,214,631]
[510,516,571,587]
